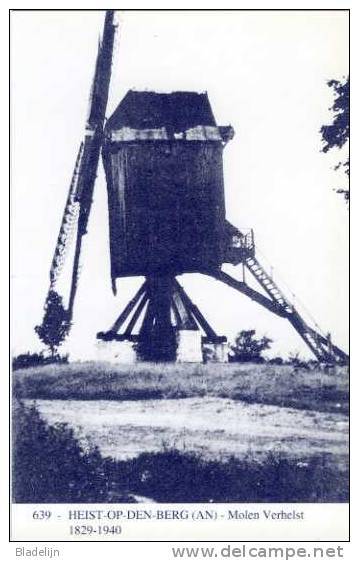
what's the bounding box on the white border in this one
[3,1,355,559]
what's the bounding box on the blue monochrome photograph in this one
[11,9,349,514]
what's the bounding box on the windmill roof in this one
[106,90,217,132]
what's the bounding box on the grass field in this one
[12,361,349,502]
[13,361,349,414]
[13,401,348,503]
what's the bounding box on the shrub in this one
[12,352,68,371]
[267,357,284,365]
[229,330,272,363]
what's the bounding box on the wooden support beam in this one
[210,270,288,318]
[287,314,327,362]
[174,280,218,339]
[172,288,198,330]
[110,280,148,332]
[306,325,348,361]
[124,292,149,336]
[139,298,155,336]
[171,296,183,327]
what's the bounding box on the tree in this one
[35,290,71,356]
[320,77,349,203]
[229,329,272,363]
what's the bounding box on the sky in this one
[11,9,349,359]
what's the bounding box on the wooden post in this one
[135,276,176,361]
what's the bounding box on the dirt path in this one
[29,397,348,465]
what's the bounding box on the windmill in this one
[37,10,348,364]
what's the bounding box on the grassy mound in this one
[13,361,349,414]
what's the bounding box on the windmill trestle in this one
[97,277,228,363]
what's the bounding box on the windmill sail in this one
[37,11,116,349]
